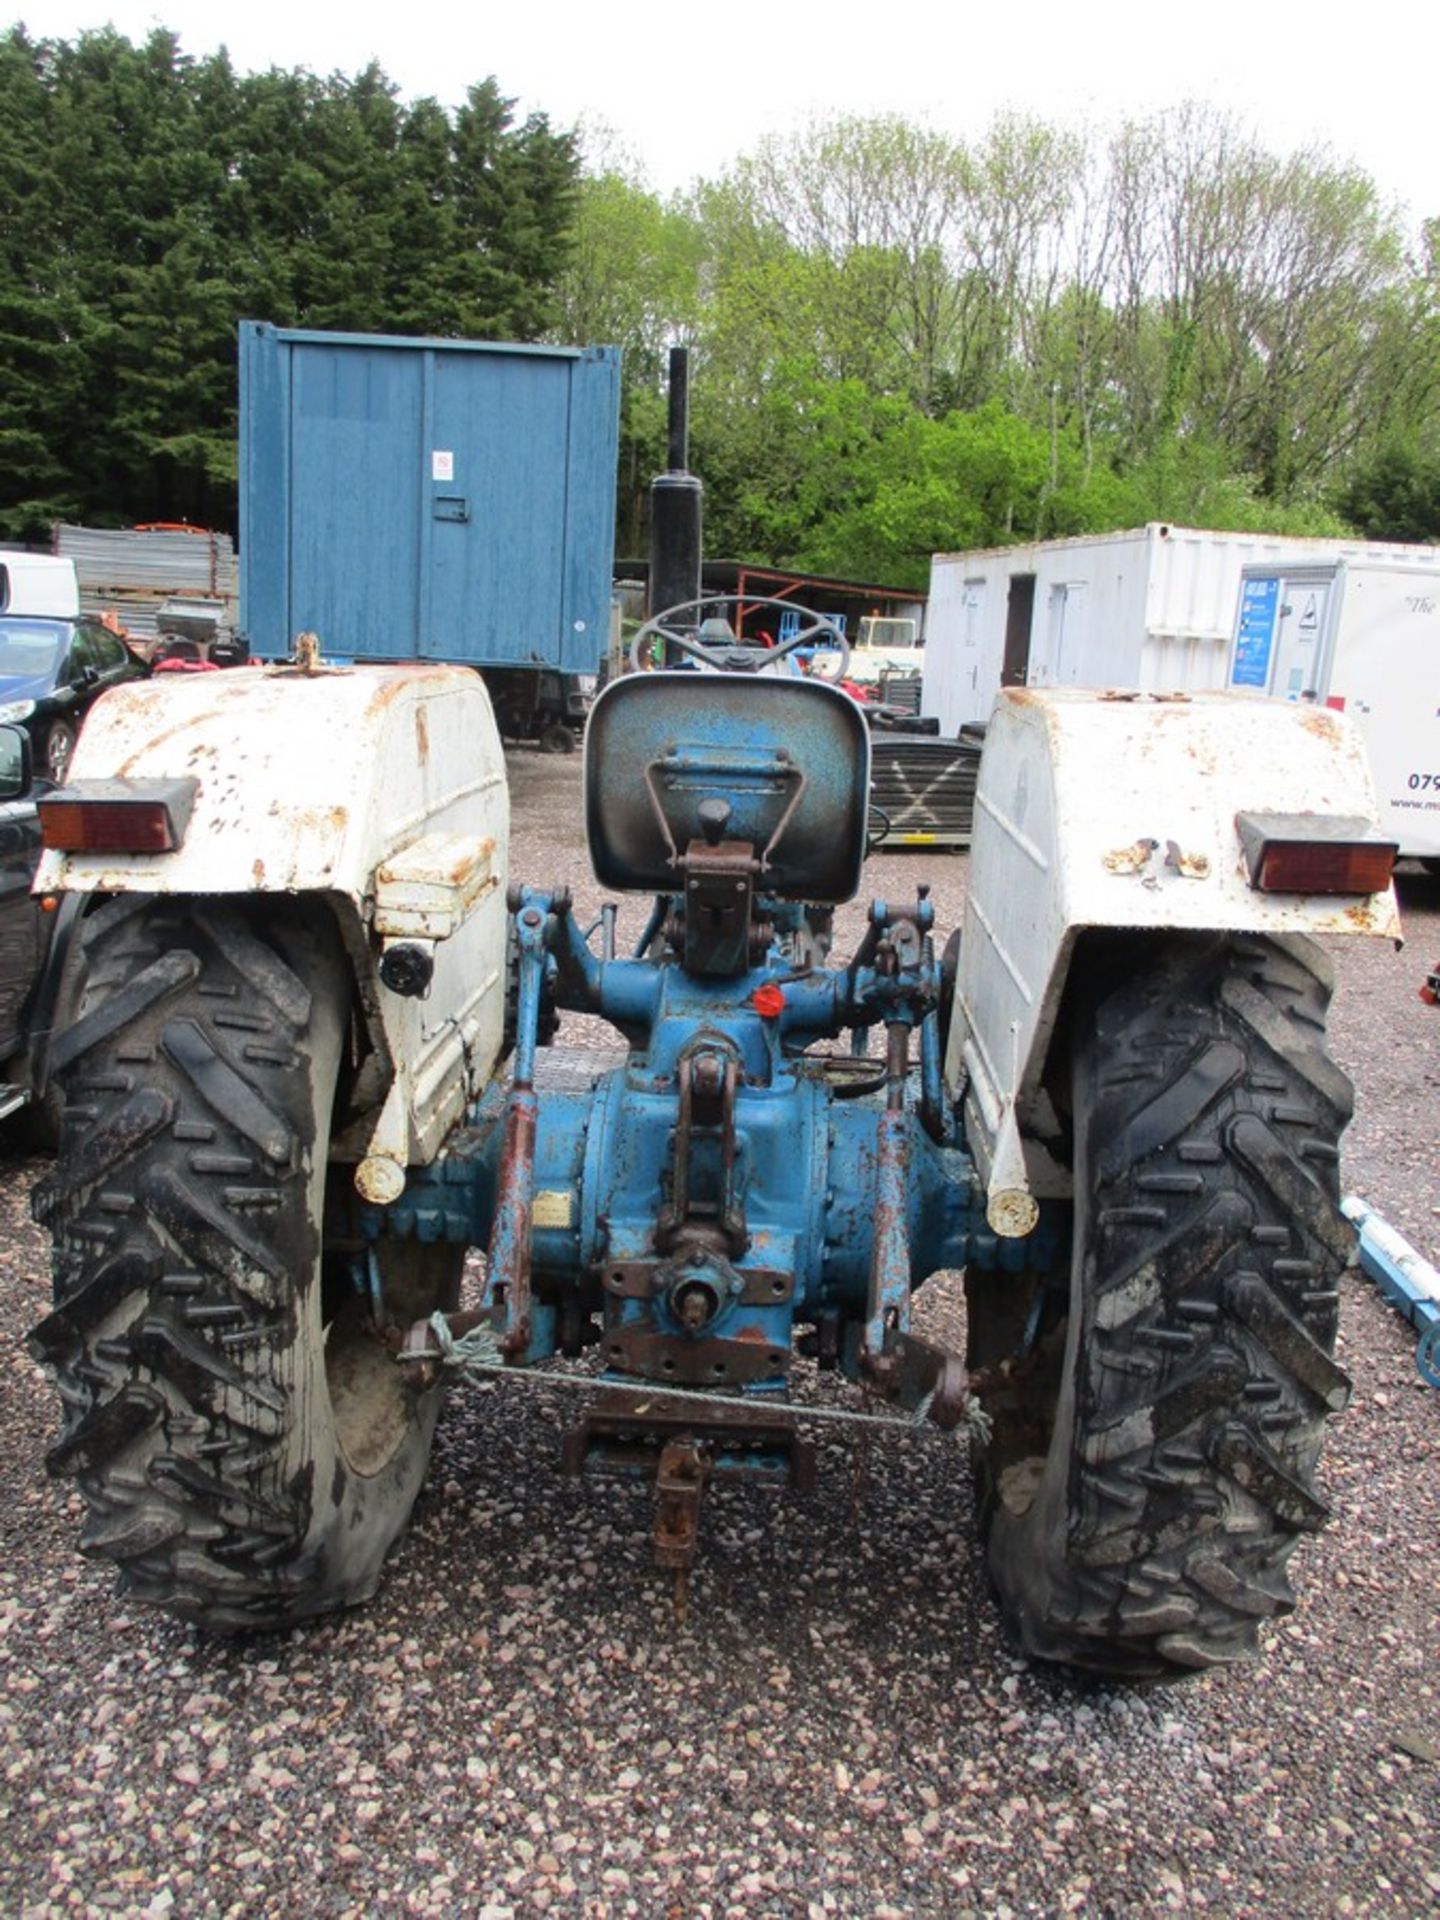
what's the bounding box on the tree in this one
[0,29,79,530]
[449,79,579,339]
[0,30,583,537]
[1337,445,1440,541]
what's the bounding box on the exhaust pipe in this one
[648,346,703,626]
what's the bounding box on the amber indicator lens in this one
[1235,810,1397,896]
[40,799,178,853]
[1254,840,1397,895]
[37,777,199,856]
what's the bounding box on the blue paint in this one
[382,890,1063,1388]
[1351,1205,1440,1389]
[361,667,1064,1400]
[584,672,871,906]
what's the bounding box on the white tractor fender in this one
[950,687,1401,1227]
[34,663,509,1193]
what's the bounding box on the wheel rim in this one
[46,726,73,781]
[324,1241,462,1478]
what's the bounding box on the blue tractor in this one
[21,557,1402,1675]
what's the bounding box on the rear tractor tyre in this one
[29,898,462,1631]
[971,932,1355,1679]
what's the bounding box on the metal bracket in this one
[599,1323,790,1387]
[485,898,549,1358]
[560,1387,817,1619]
[654,1437,711,1619]
[872,1330,972,1430]
[656,1041,746,1256]
[681,838,756,977]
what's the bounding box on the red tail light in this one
[39,778,198,855]
[1235,810,1396,896]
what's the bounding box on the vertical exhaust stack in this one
[648,347,703,632]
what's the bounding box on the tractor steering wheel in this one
[630,594,851,679]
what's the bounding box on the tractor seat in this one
[584,671,871,903]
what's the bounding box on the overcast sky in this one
[11,0,1438,225]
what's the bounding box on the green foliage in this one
[694,368,1122,589]
[622,105,1437,577]
[1336,444,1440,541]
[0,30,80,527]
[0,27,580,539]
[550,161,702,552]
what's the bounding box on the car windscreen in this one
[0,619,65,682]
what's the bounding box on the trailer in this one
[54,522,239,653]
[239,322,621,747]
[924,525,1440,859]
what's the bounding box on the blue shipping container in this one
[239,322,621,672]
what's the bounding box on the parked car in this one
[0,611,148,783]
[0,722,61,1134]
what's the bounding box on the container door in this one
[1269,578,1331,701]
[286,345,425,658]
[1001,575,1035,686]
[240,323,620,670]
[1045,581,1089,685]
[425,353,568,662]
[1230,571,1332,701]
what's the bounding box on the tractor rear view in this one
[22,610,1398,1676]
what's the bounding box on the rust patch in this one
[1164,840,1211,879]
[444,834,494,884]
[1340,896,1393,935]
[415,704,429,764]
[291,805,350,836]
[1299,708,1342,743]
[363,665,458,716]
[115,705,230,776]
[261,664,351,680]
[376,833,495,889]
[1103,837,1159,875]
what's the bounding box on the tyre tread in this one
[981,933,1354,1677]
[33,905,333,1627]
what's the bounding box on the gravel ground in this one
[1,746,1438,1919]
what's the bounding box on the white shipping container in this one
[924,524,1440,859]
